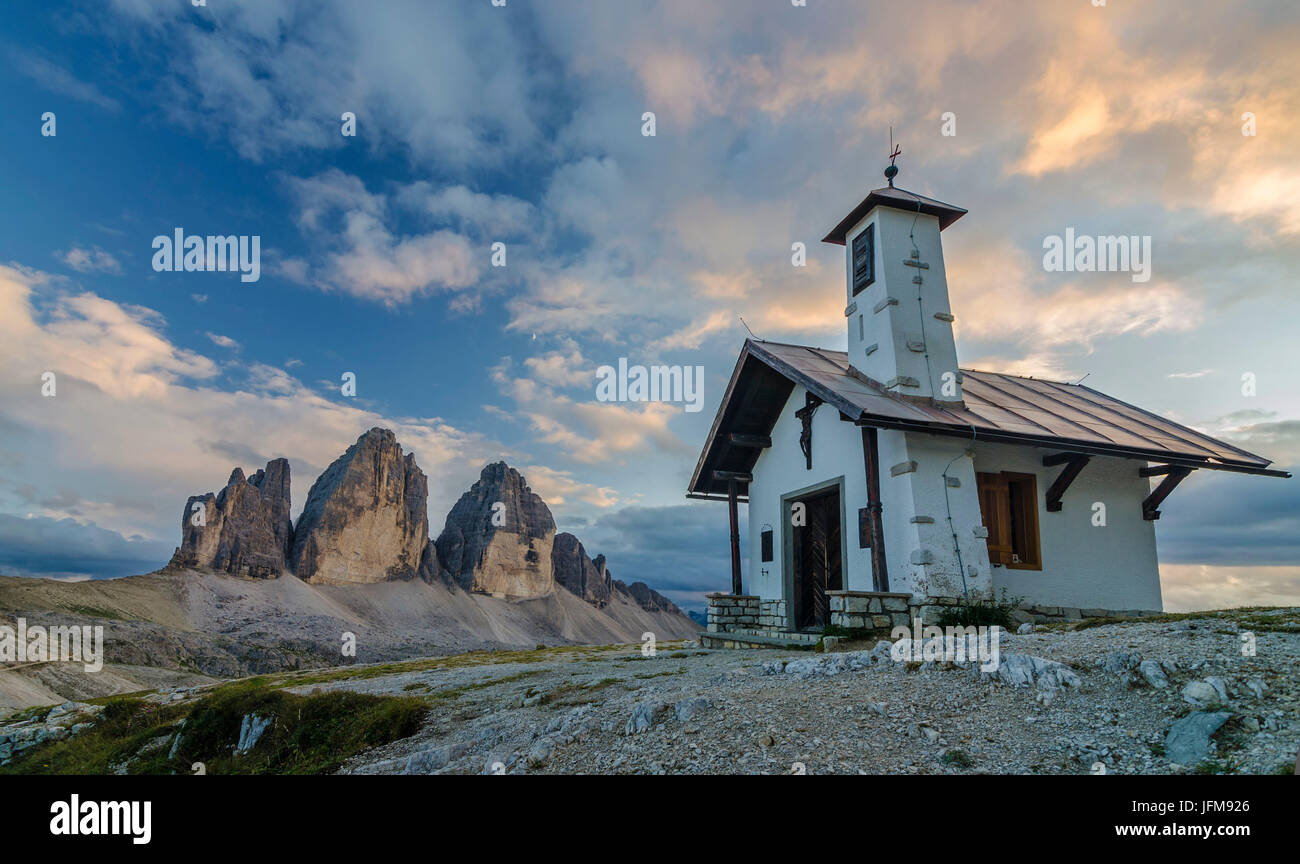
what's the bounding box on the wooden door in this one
[795,491,842,630]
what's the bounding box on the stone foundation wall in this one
[707,590,1156,640]
[827,590,913,631]
[756,598,788,633]
[705,593,758,633]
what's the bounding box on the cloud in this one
[0,514,170,581]
[396,183,535,237]
[491,357,690,466]
[9,50,121,112]
[519,464,623,511]
[1161,564,1300,613]
[205,332,239,350]
[56,247,123,275]
[104,0,549,167]
[283,170,481,306]
[521,340,590,390]
[0,263,502,550]
[577,503,746,612]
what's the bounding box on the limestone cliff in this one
[436,462,555,597]
[289,428,429,584]
[169,458,293,579]
[552,532,612,607]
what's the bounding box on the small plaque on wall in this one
[760,528,774,562]
[858,508,872,549]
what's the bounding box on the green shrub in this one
[2,682,426,776]
[935,590,1023,629]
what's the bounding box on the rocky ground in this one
[5,608,1296,775]
[318,608,1297,775]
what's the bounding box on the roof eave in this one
[852,415,1290,478]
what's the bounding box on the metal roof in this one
[822,185,968,245]
[688,340,1288,497]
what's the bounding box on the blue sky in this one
[1,0,1298,612]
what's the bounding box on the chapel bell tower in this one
[821,153,968,405]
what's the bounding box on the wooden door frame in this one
[781,475,847,632]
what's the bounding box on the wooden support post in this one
[860,426,890,592]
[1142,467,1193,520]
[727,477,743,595]
[1043,454,1090,512]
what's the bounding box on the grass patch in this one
[427,669,543,702]
[539,677,623,708]
[941,749,975,769]
[2,679,426,776]
[935,590,1022,629]
[817,625,879,650]
[1073,606,1299,634]
[274,643,622,688]
[57,603,129,621]
[633,667,686,680]
[1193,758,1231,775]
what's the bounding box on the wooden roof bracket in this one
[1142,466,1194,520]
[1042,452,1091,512]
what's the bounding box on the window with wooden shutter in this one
[851,224,874,296]
[976,471,1042,570]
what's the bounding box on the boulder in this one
[1182,680,1221,706]
[1165,711,1231,765]
[403,742,467,774]
[170,457,293,578]
[435,462,556,597]
[985,653,1082,691]
[624,701,672,734]
[235,713,273,753]
[290,428,429,584]
[1138,659,1170,689]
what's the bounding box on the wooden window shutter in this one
[851,225,874,296]
[977,472,1014,565]
[976,471,1043,570]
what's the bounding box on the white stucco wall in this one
[748,385,873,608]
[894,433,995,601]
[744,392,1162,615]
[971,441,1162,612]
[844,208,962,405]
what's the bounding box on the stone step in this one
[726,627,821,644]
[699,631,818,650]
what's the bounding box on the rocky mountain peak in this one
[169,456,293,579]
[289,428,429,584]
[552,532,612,608]
[435,461,556,596]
